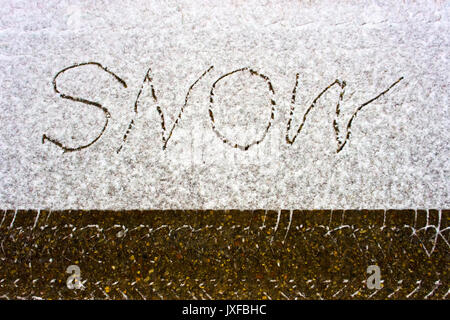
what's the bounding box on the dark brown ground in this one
[0,209,448,299]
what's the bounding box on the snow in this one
[0,0,448,209]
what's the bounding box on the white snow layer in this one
[0,0,448,209]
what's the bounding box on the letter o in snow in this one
[208,67,276,150]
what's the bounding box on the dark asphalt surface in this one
[0,209,448,299]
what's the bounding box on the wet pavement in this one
[0,209,448,299]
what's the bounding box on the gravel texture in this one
[0,209,448,299]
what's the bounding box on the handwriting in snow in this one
[42,62,403,154]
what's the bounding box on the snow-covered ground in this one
[0,0,448,209]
